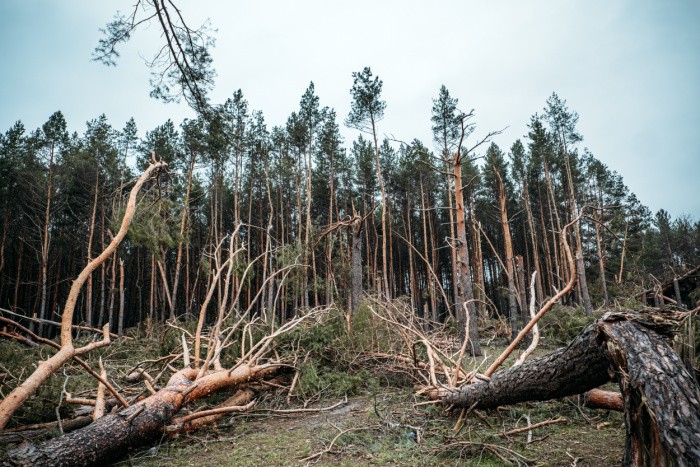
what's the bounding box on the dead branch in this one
[513,271,540,366]
[497,417,567,437]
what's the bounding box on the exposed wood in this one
[583,389,623,412]
[4,364,281,466]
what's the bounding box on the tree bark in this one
[434,311,700,466]
[37,141,55,337]
[453,154,481,355]
[494,170,518,337]
[4,365,279,467]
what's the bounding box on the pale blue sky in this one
[1,1,698,218]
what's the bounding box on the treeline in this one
[1,68,698,338]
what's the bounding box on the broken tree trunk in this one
[4,364,281,467]
[433,310,700,466]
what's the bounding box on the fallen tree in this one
[3,365,280,466]
[431,310,700,466]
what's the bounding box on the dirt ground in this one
[125,390,625,466]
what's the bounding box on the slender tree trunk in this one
[13,239,24,312]
[594,201,609,304]
[370,118,390,297]
[98,207,106,331]
[495,170,518,337]
[105,252,117,329]
[351,215,363,317]
[38,142,55,337]
[616,223,628,285]
[523,181,543,302]
[445,165,460,312]
[544,161,563,292]
[117,259,125,336]
[453,154,481,355]
[171,153,196,318]
[406,200,418,312]
[420,178,437,323]
[85,168,100,327]
[149,254,155,323]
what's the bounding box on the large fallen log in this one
[3,364,281,466]
[432,310,700,466]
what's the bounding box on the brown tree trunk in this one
[117,259,125,336]
[85,168,100,327]
[420,178,437,323]
[38,141,55,337]
[594,201,609,304]
[495,170,518,337]
[445,165,460,314]
[171,153,196,318]
[523,181,543,302]
[5,365,280,467]
[435,311,700,466]
[453,154,481,355]
[406,201,418,312]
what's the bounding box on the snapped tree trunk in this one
[433,310,700,466]
[4,365,280,467]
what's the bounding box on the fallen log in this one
[4,364,281,466]
[582,389,623,412]
[431,310,700,465]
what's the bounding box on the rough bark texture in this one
[600,314,700,466]
[438,323,611,408]
[453,155,481,355]
[435,311,700,466]
[4,365,279,466]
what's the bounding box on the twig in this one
[300,425,379,462]
[497,417,567,437]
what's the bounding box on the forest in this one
[1,2,699,466]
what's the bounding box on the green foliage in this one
[539,305,597,345]
[0,341,72,426]
[115,194,183,255]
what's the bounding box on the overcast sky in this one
[1,1,698,219]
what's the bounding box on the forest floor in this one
[124,386,625,466]
[0,306,628,466]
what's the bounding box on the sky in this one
[1,1,698,219]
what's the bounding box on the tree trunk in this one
[370,119,390,298]
[494,170,518,337]
[4,365,280,467]
[523,181,543,302]
[171,153,196,318]
[117,259,125,336]
[420,178,437,323]
[350,215,363,317]
[37,142,55,337]
[435,311,700,466]
[85,168,100,327]
[453,154,481,355]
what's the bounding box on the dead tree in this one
[432,310,700,466]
